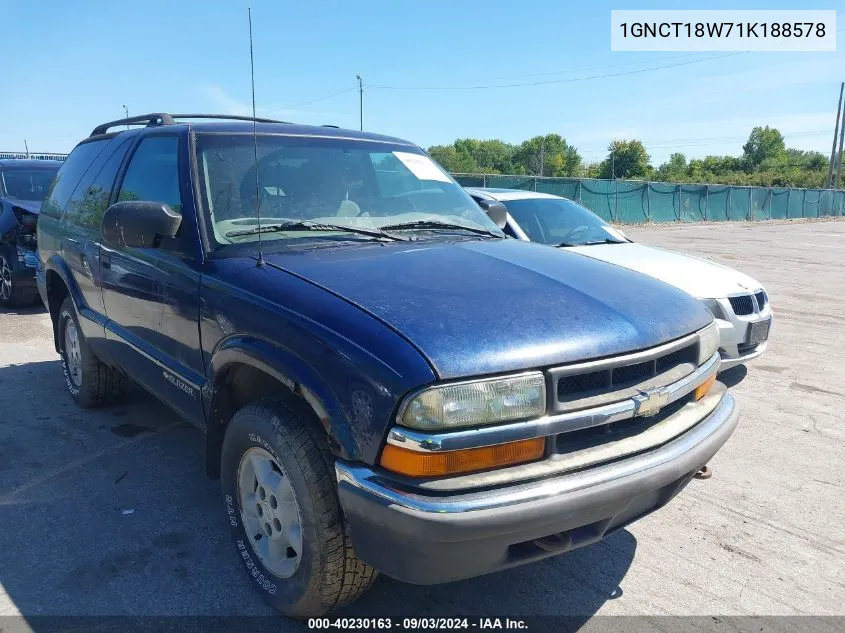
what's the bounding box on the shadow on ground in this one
[0,360,636,626]
[0,303,47,316]
[718,364,748,388]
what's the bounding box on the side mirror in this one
[102,201,182,248]
[476,199,508,230]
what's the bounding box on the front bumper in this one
[711,299,773,371]
[336,390,738,585]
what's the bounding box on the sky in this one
[4,0,844,166]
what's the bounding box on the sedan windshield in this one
[503,197,627,246]
[195,133,502,247]
[2,167,59,201]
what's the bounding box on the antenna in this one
[248,7,265,267]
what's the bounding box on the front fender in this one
[206,335,361,461]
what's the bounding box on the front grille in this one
[554,393,692,455]
[728,294,754,315]
[755,291,767,310]
[552,339,699,412]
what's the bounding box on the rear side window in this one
[117,136,182,213]
[63,138,133,229]
[41,140,110,218]
[74,139,132,229]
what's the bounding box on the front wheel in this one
[0,252,38,308]
[221,399,377,617]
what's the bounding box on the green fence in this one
[453,174,845,224]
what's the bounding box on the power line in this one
[368,52,743,91]
[471,52,711,81]
[282,87,356,110]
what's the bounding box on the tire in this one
[57,296,126,408]
[221,398,377,617]
[0,252,38,308]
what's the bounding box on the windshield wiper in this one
[556,238,625,247]
[379,220,502,238]
[581,238,626,245]
[225,220,407,241]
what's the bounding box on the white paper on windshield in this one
[602,225,627,241]
[393,152,451,183]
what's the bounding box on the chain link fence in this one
[453,174,845,224]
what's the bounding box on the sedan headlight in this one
[399,372,546,430]
[698,298,725,320]
[697,321,721,365]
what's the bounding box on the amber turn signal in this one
[380,437,545,478]
[695,375,716,401]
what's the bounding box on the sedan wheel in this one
[0,256,13,302]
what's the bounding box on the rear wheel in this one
[221,399,377,617]
[57,297,126,407]
[0,252,38,308]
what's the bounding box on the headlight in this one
[698,298,725,320]
[399,372,546,430]
[697,321,720,365]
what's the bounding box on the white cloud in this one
[198,84,344,124]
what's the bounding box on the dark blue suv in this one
[37,113,737,616]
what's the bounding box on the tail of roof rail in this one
[90,113,175,137]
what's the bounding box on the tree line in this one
[428,126,836,189]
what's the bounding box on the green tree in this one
[427,145,479,173]
[656,152,687,182]
[452,139,516,174]
[513,134,582,177]
[597,140,651,180]
[742,126,786,171]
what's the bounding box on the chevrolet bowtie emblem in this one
[633,389,670,417]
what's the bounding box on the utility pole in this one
[356,75,363,131]
[23,139,29,158]
[123,105,129,130]
[837,91,845,189]
[539,138,545,177]
[827,83,843,188]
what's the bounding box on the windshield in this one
[2,166,59,201]
[195,133,501,247]
[503,197,627,246]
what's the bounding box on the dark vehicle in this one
[0,159,61,306]
[37,113,737,617]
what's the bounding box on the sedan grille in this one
[728,295,754,316]
[755,291,767,310]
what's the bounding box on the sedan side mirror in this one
[102,201,182,248]
[476,199,508,230]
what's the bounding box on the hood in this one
[8,199,42,214]
[264,239,712,379]
[568,242,763,299]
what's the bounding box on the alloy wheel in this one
[237,446,303,578]
[0,256,12,302]
[63,319,83,388]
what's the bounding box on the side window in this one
[75,139,132,229]
[41,140,110,219]
[117,136,182,213]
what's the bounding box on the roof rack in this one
[90,113,291,137]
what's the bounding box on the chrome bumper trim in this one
[387,352,721,453]
[337,392,737,514]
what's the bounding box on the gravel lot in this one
[1,220,843,624]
